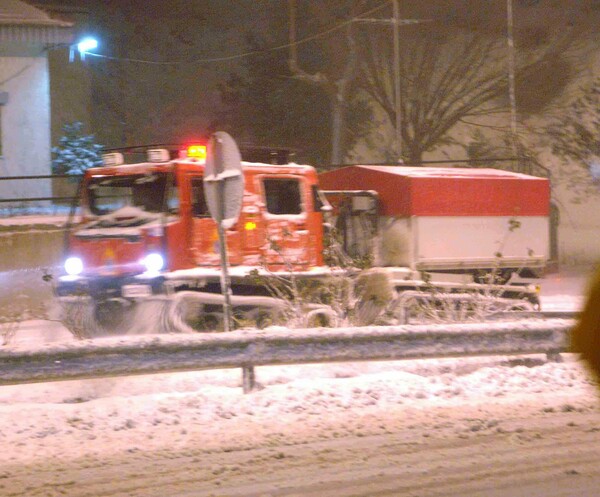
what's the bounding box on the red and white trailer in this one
[319,165,550,280]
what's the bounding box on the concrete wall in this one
[0,227,65,272]
[0,226,64,320]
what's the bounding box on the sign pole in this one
[213,136,233,332]
[217,220,233,332]
[204,132,244,332]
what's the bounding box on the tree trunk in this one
[330,98,343,164]
[288,0,357,165]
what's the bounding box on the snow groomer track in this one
[0,312,576,393]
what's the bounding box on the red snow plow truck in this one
[56,138,550,336]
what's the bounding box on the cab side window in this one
[263,178,302,215]
[191,177,210,217]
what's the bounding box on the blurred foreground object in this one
[572,266,600,380]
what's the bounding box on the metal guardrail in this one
[0,196,76,204]
[0,174,81,180]
[0,174,81,206]
[488,311,580,320]
[0,318,574,393]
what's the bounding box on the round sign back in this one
[203,131,244,229]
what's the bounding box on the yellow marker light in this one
[187,145,207,161]
[245,221,257,231]
[104,247,115,262]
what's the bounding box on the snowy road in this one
[1,266,599,496]
[0,358,599,497]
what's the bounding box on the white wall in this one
[551,182,600,266]
[0,53,51,201]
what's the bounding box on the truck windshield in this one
[87,173,178,216]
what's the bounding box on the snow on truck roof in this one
[87,160,315,174]
[344,165,544,180]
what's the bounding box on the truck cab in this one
[61,145,326,280]
[56,145,329,334]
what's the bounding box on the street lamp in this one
[77,37,98,54]
[69,36,99,62]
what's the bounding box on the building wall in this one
[0,47,51,200]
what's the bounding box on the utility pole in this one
[506,0,519,159]
[393,0,402,160]
[354,3,429,162]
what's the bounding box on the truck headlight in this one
[142,253,164,273]
[64,256,84,276]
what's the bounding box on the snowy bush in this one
[51,122,103,175]
[0,269,54,345]
[238,229,357,330]
[0,292,50,345]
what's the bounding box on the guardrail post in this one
[546,350,563,363]
[242,365,256,394]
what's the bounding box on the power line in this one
[82,1,390,66]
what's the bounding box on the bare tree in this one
[356,1,594,163]
[545,78,600,198]
[288,0,362,164]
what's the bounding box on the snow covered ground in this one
[0,215,67,227]
[536,265,592,312]
[0,266,599,496]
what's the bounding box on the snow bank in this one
[0,266,596,466]
[0,353,598,465]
